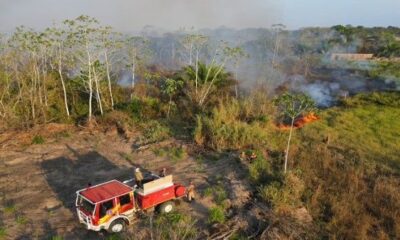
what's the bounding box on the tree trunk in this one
[195,49,199,95]
[86,41,93,122]
[189,42,193,65]
[131,50,135,100]
[199,63,225,106]
[104,51,114,109]
[58,43,70,117]
[284,117,295,173]
[92,65,103,116]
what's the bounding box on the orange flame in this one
[277,113,319,130]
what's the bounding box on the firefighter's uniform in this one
[187,182,195,202]
[135,168,144,187]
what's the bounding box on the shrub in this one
[194,101,270,150]
[127,97,162,120]
[248,152,273,184]
[169,146,185,162]
[32,135,45,144]
[138,121,170,144]
[258,172,304,209]
[208,206,226,224]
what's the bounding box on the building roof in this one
[80,180,132,203]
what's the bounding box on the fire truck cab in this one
[75,175,186,233]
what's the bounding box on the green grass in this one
[153,212,198,239]
[51,236,64,240]
[208,206,226,224]
[153,146,186,163]
[3,204,16,214]
[16,215,28,225]
[0,227,6,239]
[106,234,123,240]
[203,184,228,205]
[32,135,45,144]
[301,103,400,172]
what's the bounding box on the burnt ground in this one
[0,125,263,239]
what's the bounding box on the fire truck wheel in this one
[108,219,126,233]
[158,201,175,214]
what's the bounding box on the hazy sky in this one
[0,0,399,32]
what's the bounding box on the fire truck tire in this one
[158,201,175,214]
[108,219,126,233]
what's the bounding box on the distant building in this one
[330,53,374,61]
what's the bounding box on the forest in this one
[0,15,399,239]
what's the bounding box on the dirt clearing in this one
[0,126,259,239]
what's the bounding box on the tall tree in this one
[64,15,101,122]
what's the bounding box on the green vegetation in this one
[0,227,6,239]
[0,15,399,239]
[32,135,45,144]
[153,145,186,163]
[203,184,228,206]
[251,92,400,239]
[208,206,226,224]
[368,61,400,89]
[3,204,16,214]
[50,236,63,240]
[16,215,28,225]
[194,97,276,150]
[152,212,198,239]
[105,234,123,240]
[138,121,170,145]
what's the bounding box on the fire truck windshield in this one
[78,195,95,215]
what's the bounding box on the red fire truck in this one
[75,175,186,233]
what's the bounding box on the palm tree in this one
[177,62,235,109]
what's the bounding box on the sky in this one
[0,0,399,32]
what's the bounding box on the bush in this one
[208,206,226,224]
[248,152,273,183]
[32,135,45,144]
[169,146,186,162]
[194,101,271,150]
[138,121,170,145]
[127,97,162,121]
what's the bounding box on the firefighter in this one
[134,168,144,188]
[159,167,167,177]
[187,181,196,202]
